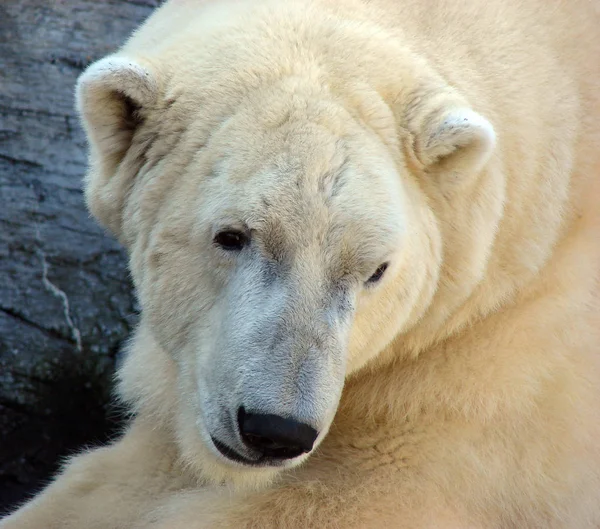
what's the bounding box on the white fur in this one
[2,0,600,527]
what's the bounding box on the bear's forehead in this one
[206,160,404,270]
[191,110,405,235]
[153,74,406,262]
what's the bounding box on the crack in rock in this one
[38,247,83,352]
[33,221,83,352]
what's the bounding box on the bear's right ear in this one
[412,107,496,182]
[76,56,159,237]
[400,87,496,190]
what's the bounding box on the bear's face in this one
[76,25,494,480]
[127,83,421,472]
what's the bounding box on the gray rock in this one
[0,0,160,511]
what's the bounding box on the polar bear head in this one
[76,0,496,487]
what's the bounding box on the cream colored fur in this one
[2,0,600,527]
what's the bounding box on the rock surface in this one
[0,0,160,512]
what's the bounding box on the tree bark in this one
[0,0,160,511]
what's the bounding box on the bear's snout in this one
[237,407,318,459]
[210,407,319,466]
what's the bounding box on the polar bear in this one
[2,0,600,527]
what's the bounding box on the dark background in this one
[0,0,161,513]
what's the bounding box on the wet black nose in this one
[237,407,318,459]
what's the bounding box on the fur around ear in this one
[406,101,496,182]
[75,56,159,237]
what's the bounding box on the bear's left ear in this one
[408,106,496,182]
[75,55,159,237]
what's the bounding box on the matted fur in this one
[2,0,600,527]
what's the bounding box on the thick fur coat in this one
[2,0,600,527]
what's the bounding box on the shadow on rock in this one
[0,354,127,514]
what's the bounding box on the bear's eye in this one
[366,262,389,285]
[213,230,249,251]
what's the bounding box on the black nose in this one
[237,407,318,460]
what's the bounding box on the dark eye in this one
[213,230,249,251]
[366,262,389,285]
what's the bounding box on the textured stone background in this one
[0,0,161,512]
